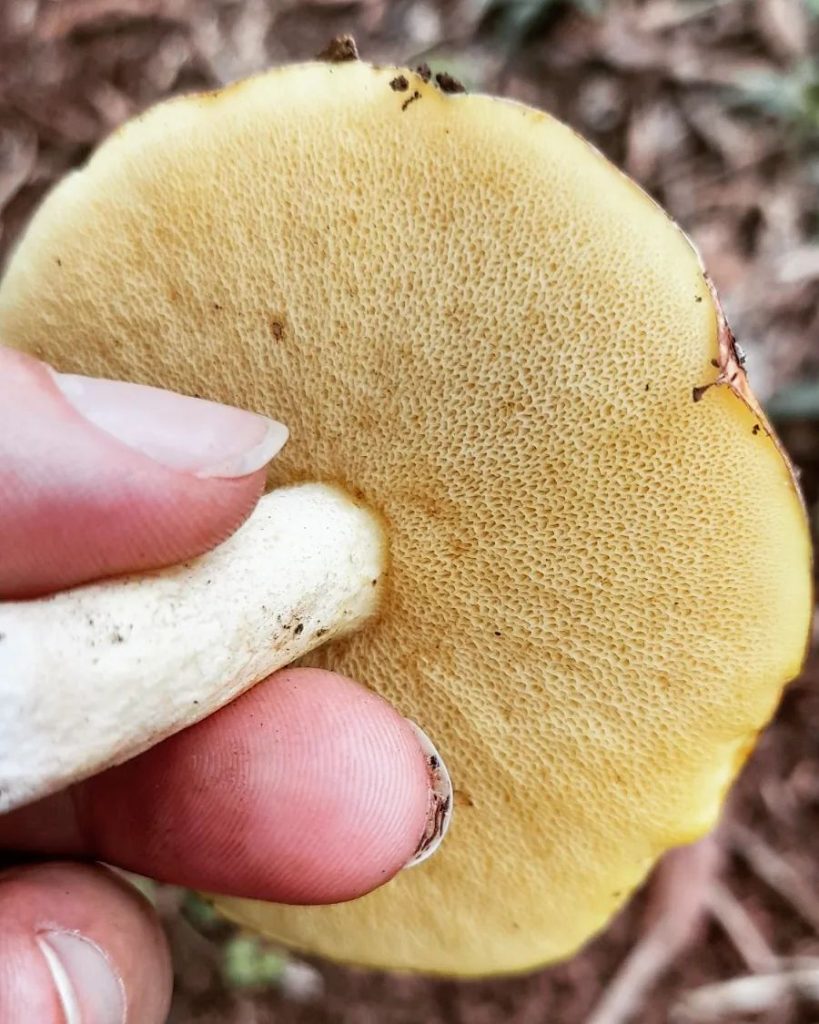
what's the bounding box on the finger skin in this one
[0,669,431,905]
[0,347,265,597]
[0,861,171,1024]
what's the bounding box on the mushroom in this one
[0,55,812,977]
[0,484,386,811]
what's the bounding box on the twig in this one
[585,917,683,1024]
[670,963,819,1022]
[730,824,819,935]
[586,835,722,1024]
[639,0,739,33]
[706,880,780,973]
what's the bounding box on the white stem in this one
[0,483,385,814]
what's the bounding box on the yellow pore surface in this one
[0,61,811,976]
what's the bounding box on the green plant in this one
[732,60,819,138]
[222,936,286,990]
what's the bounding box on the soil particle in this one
[389,75,409,92]
[402,90,422,112]
[315,35,358,63]
[415,63,432,83]
[435,71,466,94]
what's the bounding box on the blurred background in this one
[1,1,817,1021]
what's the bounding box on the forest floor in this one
[1,1,818,1021]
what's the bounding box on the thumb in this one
[0,347,286,597]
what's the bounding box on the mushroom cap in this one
[0,60,811,977]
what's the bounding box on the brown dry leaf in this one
[141,32,193,94]
[576,73,626,133]
[15,95,102,147]
[283,0,364,6]
[758,181,810,257]
[625,97,689,182]
[0,120,37,211]
[37,0,193,41]
[755,0,810,60]
[680,96,777,169]
[638,0,739,33]
[199,0,274,83]
[88,81,136,130]
[594,9,773,87]
[594,10,669,72]
[778,246,819,285]
[536,10,601,70]
[689,220,753,294]
[667,50,775,88]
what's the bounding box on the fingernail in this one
[404,720,453,868]
[37,930,125,1024]
[52,372,287,478]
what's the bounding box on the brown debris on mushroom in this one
[435,72,466,95]
[315,35,359,64]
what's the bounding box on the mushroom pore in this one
[0,58,812,976]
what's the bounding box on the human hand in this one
[0,347,439,1023]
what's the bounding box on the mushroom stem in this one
[0,482,386,814]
